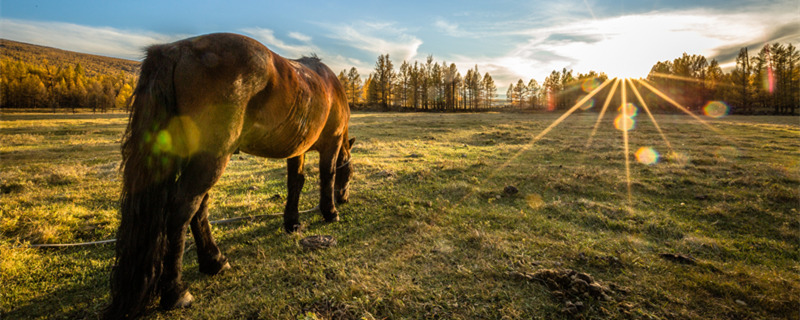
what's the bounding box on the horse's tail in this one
[104,44,183,319]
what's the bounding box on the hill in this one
[1,39,139,110]
[0,39,140,78]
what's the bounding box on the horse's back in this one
[144,32,348,159]
[236,46,349,159]
[144,33,273,157]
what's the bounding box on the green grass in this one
[2,111,798,319]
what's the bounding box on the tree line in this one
[502,42,799,115]
[340,42,798,115]
[338,54,498,111]
[2,40,795,115]
[635,42,798,115]
[1,58,136,112]
[660,42,799,115]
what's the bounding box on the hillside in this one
[1,39,139,110]
[0,39,140,78]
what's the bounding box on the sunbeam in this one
[628,80,674,154]
[586,78,620,147]
[648,72,735,88]
[527,78,612,146]
[458,78,612,204]
[620,79,633,204]
[636,79,722,134]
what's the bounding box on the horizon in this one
[1,0,798,87]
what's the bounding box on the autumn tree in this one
[371,54,395,109]
[347,67,362,106]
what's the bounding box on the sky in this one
[1,0,798,87]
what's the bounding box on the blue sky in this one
[1,0,798,86]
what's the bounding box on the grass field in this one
[1,110,798,319]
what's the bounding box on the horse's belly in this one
[238,126,317,159]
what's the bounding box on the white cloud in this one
[478,8,800,85]
[240,27,318,58]
[288,32,312,43]
[0,18,368,80]
[0,18,182,60]
[324,21,423,62]
[434,19,470,38]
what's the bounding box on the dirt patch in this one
[299,235,337,251]
[659,253,696,265]
[513,268,629,316]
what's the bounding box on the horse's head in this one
[335,137,355,204]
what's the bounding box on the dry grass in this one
[1,110,798,319]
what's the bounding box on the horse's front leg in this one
[284,155,305,233]
[319,145,340,222]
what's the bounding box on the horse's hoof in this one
[174,291,194,309]
[284,223,301,233]
[323,212,339,223]
[199,256,230,275]
[163,291,194,310]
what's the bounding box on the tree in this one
[506,83,514,107]
[514,79,525,109]
[347,67,362,106]
[373,54,394,109]
[482,73,496,109]
[397,61,411,108]
[444,63,460,110]
[338,69,350,101]
[543,70,561,111]
[526,79,540,109]
[731,47,752,114]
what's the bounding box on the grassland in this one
[1,110,798,319]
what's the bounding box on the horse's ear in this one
[348,137,356,149]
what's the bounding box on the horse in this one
[104,33,354,319]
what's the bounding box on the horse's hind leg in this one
[318,143,341,222]
[191,193,230,275]
[283,155,305,233]
[160,155,230,310]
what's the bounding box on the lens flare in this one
[581,78,600,93]
[618,103,638,117]
[628,81,674,154]
[703,101,729,118]
[614,114,635,131]
[635,147,659,165]
[587,78,621,147]
[153,130,172,153]
[636,79,721,134]
[578,96,595,110]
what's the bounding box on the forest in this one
[341,42,799,115]
[0,39,138,112]
[1,39,797,115]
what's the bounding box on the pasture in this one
[1,111,798,319]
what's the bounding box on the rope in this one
[336,158,351,170]
[20,206,320,249]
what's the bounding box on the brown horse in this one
[104,33,354,319]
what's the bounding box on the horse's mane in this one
[297,54,321,64]
[296,54,333,76]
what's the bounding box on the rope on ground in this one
[20,206,320,249]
